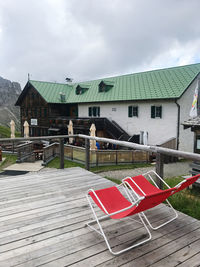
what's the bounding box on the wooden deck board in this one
[0,167,199,266]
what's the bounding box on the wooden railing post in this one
[71,146,73,160]
[59,138,64,169]
[96,150,99,166]
[85,138,90,170]
[156,153,164,189]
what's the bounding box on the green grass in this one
[0,153,17,171]
[168,191,200,220]
[0,125,20,138]
[164,176,200,220]
[47,157,84,169]
[164,176,183,188]
[104,176,121,185]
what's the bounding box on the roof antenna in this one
[28,73,30,81]
[65,77,73,83]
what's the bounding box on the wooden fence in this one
[43,143,59,165]
[16,142,35,163]
[63,145,149,166]
[42,144,149,166]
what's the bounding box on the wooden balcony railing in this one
[1,134,200,189]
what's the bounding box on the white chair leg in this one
[142,200,178,230]
[86,197,152,255]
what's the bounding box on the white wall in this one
[78,100,178,146]
[177,77,199,152]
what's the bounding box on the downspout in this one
[175,99,180,150]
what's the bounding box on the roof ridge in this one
[76,62,200,84]
[30,79,69,86]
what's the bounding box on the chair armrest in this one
[123,176,146,196]
[143,170,171,189]
[174,180,185,189]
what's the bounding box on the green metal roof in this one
[29,80,73,103]
[28,63,200,104]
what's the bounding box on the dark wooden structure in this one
[15,82,131,141]
[183,116,200,186]
[15,82,78,137]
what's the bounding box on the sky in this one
[0,0,200,88]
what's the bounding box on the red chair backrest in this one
[124,175,162,196]
[172,174,200,194]
[89,186,134,219]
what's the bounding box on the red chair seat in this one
[89,187,137,219]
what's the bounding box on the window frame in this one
[128,105,138,117]
[88,106,100,117]
[151,105,162,118]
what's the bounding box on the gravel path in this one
[98,161,191,181]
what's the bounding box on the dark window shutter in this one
[159,106,162,118]
[151,106,155,118]
[75,108,78,117]
[93,107,97,117]
[89,107,92,116]
[128,106,132,117]
[97,107,100,117]
[136,106,138,117]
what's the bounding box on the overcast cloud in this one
[0,0,200,88]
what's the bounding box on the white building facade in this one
[78,77,199,152]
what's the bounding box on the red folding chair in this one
[86,171,200,255]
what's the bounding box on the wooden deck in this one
[0,168,200,266]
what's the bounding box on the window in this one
[88,106,100,117]
[60,93,66,102]
[128,106,138,117]
[76,85,89,95]
[151,106,162,118]
[99,80,114,92]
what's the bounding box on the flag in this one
[189,82,199,118]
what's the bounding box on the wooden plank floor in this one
[0,167,200,267]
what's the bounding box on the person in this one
[96,141,100,150]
